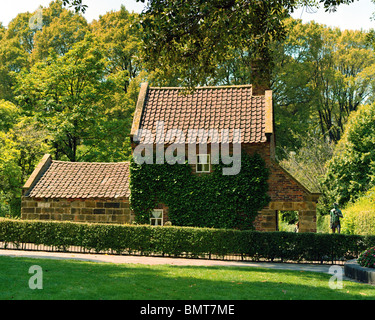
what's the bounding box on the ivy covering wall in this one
[129,151,270,230]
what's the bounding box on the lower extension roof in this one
[23,154,130,199]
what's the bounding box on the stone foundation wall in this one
[21,197,133,224]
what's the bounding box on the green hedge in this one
[1,219,375,262]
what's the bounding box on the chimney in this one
[250,58,271,96]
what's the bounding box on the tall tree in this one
[272,19,375,150]
[319,103,375,211]
[60,0,361,88]
[91,6,141,93]
[0,13,34,101]
[0,101,49,216]
[31,6,89,62]
[16,34,111,162]
[134,0,359,88]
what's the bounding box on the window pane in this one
[198,154,208,164]
[196,154,210,172]
[151,209,163,226]
[152,210,162,218]
[150,218,162,226]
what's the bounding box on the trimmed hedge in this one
[1,219,375,263]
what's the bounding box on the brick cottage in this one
[21,83,320,232]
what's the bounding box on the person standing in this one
[330,203,343,234]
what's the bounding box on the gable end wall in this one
[242,143,317,232]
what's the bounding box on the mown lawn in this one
[0,256,374,300]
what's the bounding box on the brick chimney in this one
[250,58,271,96]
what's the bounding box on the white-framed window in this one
[196,154,211,173]
[150,209,163,226]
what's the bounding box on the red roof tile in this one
[136,85,267,144]
[26,161,130,199]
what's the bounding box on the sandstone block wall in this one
[21,197,133,224]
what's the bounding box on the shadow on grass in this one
[0,256,373,300]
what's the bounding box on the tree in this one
[0,13,35,102]
[16,34,112,162]
[319,103,375,212]
[272,19,375,151]
[134,0,360,88]
[0,100,19,132]
[0,101,49,217]
[88,7,146,161]
[60,0,361,88]
[31,7,89,62]
[91,6,141,93]
[0,131,22,216]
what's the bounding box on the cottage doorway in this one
[278,210,300,232]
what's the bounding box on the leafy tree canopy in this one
[61,0,361,87]
[135,0,359,87]
[319,103,375,212]
[272,18,375,149]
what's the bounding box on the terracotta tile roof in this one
[135,85,268,144]
[26,160,130,199]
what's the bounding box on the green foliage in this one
[0,100,19,132]
[138,0,296,88]
[357,247,375,269]
[272,18,375,150]
[320,103,375,212]
[16,34,112,162]
[91,6,141,93]
[341,187,375,235]
[130,152,270,230]
[0,132,22,215]
[14,4,143,163]
[317,214,331,233]
[0,100,50,217]
[0,2,144,216]
[31,8,89,62]
[136,0,359,88]
[279,211,299,224]
[1,218,374,263]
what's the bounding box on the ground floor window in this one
[196,154,210,173]
[150,209,163,226]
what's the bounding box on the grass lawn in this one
[0,256,374,300]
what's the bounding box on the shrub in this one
[357,247,375,269]
[341,187,375,235]
[1,219,375,263]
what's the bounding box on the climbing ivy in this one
[129,151,270,230]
